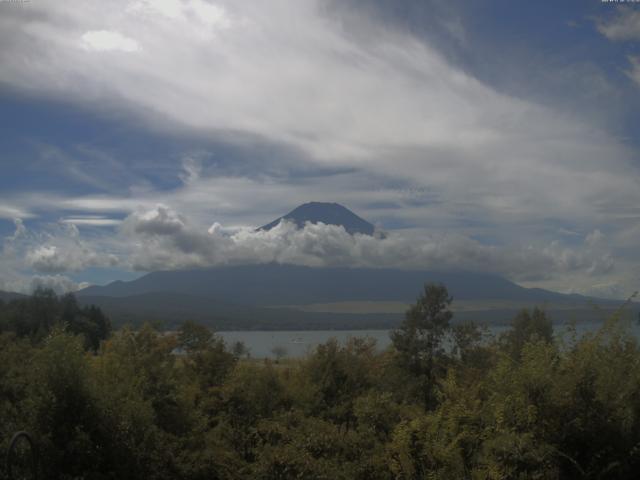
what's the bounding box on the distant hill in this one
[77,291,402,330]
[78,264,591,306]
[76,264,624,329]
[258,202,376,236]
[0,290,27,302]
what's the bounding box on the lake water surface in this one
[218,320,640,358]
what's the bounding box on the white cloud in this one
[581,282,628,300]
[9,218,26,241]
[627,55,640,87]
[0,205,35,220]
[0,272,88,296]
[60,216,122,227]
[25,241,118,274]
[0,219,123,294]
[597,8,640,41]
[585,229,605,247]
[81,30,141,52]
[59,196,144,213]
[128,0,231,29]
[119,205,617,284]
[30,275,90,295]
[179,157,202,185]
[597,9,640,89]
[3,219,120,275]
[26,246,63,273]
[126,204,187,235]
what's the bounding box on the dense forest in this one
[1,286,640,479]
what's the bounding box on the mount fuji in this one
[258,201,377,236]
[76,203,625,329]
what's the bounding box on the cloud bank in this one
[120,205,615,284]
[0,220,118,294]
[0,203,626,297]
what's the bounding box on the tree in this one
[391,283,453,409]
[0,289,110,349]
[451,320,486,366]
[232,340,249,359]
[178,321,236,390]
[303,337,377,429]
[500,307,553,360]
[60,293,111,350]
[271,345,288,363]
[178,320,214,353]
[29,331,104,479]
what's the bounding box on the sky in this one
[1,0,640,298]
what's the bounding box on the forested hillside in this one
[1,287,640,479]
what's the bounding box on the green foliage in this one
[0,289,111,350]
[500,307,553,360]
[178,320,215,352]
[302,337,377,428]
[391,283,453,409]
[2,288,640,479]
[28,331,104,478]
[392,283,453,374]
[178,320,238,391]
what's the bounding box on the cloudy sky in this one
[1,0,640,298]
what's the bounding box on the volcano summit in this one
[258,202,376,236]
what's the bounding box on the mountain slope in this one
[76,265,625,329]
[258,202,376,235]
[78,264,598,306]
[77,291,402,330]
[0,290,27,302]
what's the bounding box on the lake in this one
[218,320,640,358]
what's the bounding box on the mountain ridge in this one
[0,290,28,302]
[77,263,608,306]
[75,266,627,330]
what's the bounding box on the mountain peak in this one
[258,202,376,236]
